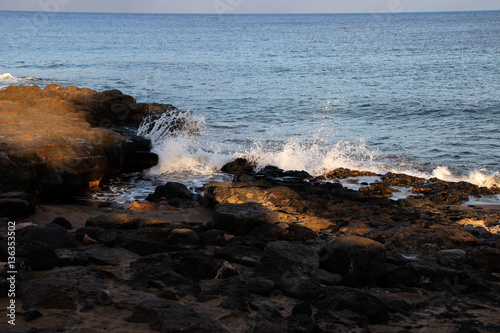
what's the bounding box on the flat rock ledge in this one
[0,84,191,216]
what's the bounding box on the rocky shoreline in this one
[1,86,500,332]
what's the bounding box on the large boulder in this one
[255,241,320,296]
[0,192,36,219]
[0,85,191,198]
[20,267,105,309]
[212,202,281,234]
[320,235,386,287]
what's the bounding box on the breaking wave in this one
[137,110,500,190]
[0,73,45,89]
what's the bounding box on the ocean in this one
[1,10,499,203]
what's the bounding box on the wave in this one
[137,108,500,190]
[0,73,45,89]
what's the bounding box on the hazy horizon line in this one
[1,8,499,15]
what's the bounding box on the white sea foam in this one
[432,166,500,189]
[0,73,44,89]
[137,109,500,192]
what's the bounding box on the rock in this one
[24,309,43,322]
[0,192,37,219]
[319,168,379,179]
[97,289,113,306]
[50,216,73,230]
[127,299,229,333]
[20,267,104,310]
[213,202,281,234]
[17,241,58,270]
[310,269,343,286]
[146,182,195,203]
[287,224,318,241]
[320,235,386,287]
[0,85,189,198]
[17,223,79,249]
[411,180,500,205]
[245,277,276,295]
[255,241,319,296]
[75,226,106,242]
[117,233,173,256]
[199,229,228,246]
[221,158,256,175]
[167,228,200,245]
[129,251,216,298]
[359,182,396,198]
[214,244,263,267]
[437,249,467,267]
[124,136,158,172]
[82,245,140,266]
[85,213,140,229]
[129,200,160,211]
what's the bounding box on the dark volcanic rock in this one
[319,168,379,179]
[221,157,256,175]
[129,251,217,298]
[214,244,263,267]
[50,216,73,230]
[146,182,195,204]
[128,299,229,333]
[20,267,105,310]
[320,235,386,287]
[17,223,79,249]
[17,241,58,270]
[255,241,319,295]
[85,213,140,229]
[124,136,158,172]
[0,192,37,219]
[213,202,281,234]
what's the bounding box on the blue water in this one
[1,11,500,196]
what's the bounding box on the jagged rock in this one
[17,223,79,249]
[437,249,467,267]
[255,241,319,295]
[129,251,217,298]
[359,182,396,198]
[0,85,187,198]
[117,233,173,256]
[20,267,104,309]
[214,244,263,267]
[320,235,386,287]
[146,182,195,203]
[221,158,256,175]
[213,202,281,234]
[124,136,158,172]
[85,213,140,229]
[17,241,58,270]
[0,192,37,219]
[81,245,140,266]
[319,168,379,179]
[127,299,229,333]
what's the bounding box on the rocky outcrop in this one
[0,84,189,202]
[1,162,500,332]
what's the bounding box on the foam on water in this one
[137,111,500,193]
[0,73,45,89]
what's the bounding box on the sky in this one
[0,0,499,14]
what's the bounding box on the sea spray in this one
[136,106,500,192]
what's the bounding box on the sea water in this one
[1,11,499,203]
